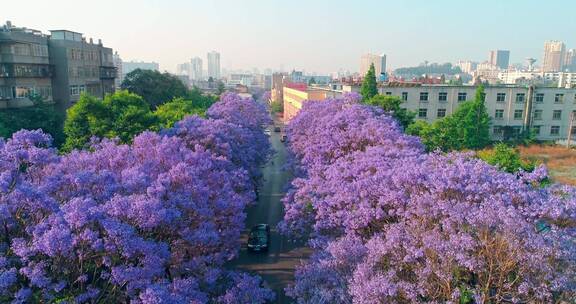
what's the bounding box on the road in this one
[228,123,311,303]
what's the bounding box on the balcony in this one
[100,66,117,79]
[0,63,53,78]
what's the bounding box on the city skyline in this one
[4,0,576,74]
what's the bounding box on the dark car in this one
[247,224,270,252]
[280,134,287,142]
[274,126,281,132]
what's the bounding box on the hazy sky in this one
[4,0,576,74]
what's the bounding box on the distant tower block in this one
[526,58,537,71]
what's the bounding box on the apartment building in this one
[0,21,53,108]
[377,84,576,141]
[49,30,116,108]
[0,21,116,110]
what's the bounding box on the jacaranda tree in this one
[0,94,274,303]
[281,95,576,303]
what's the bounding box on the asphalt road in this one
[228,123,311,303]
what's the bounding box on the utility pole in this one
[567,111,575,147]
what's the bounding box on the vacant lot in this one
[518,145,576,185]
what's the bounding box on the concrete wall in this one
[379,85,576,141]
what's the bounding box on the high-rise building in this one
[207,51,220,79]
[190,57,203,80]
[360,53,386,78]
[542,41,566,72]
[176,62,190,76]
[488,50,510,70]
[113,51,123,89]
[564,49,576,72]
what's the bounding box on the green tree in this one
[154,98,207,128]
[409,86,491,151]
[0,95,65,147]
[477,143,536,173]
[216,81,226,95]
[270,101,283,113]
[365,95,415,129]
[308,77,316,85]
[460,85,491,149]
[121,69,188,108]
[360,63,378,100]
[63,91,157,151]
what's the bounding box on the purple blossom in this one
[0,94,273,302]
[281,95,576,303]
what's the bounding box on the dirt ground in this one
[518,145,576,186]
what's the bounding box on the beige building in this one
[360,53,386,78]
[542,41,566,72]
[283,85,340,120]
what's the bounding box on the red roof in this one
[284,82,307,91]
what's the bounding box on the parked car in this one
[247,224,270,252]
[274,126,281,132]
[280,134,287,142]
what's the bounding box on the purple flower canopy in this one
[281,96,576,303]
[0,94,274,303]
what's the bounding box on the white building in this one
[191,57,203,80]
[455,60,477,74]
[113,51,123,89]
[207,51,221,79]
[122,61,160,75]
[373,84,576,141]
[360,53,386,78]
[228,74,253,86]
[176,62,190,77]
[564,49,576,72]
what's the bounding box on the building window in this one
[514,109,523,120]
[420,92,429,101]
[418,108,428,118]
[70,85,79,96]
[553,110,562,120]
[554,93,564,103]
[14,86,31,98]
[495,109,504,119]
[571,126,576,137]
[79,85,86,94]
[512,126,522,137]
[385,91,392,95]
[516,93,525,103]
[438,92,448,101]
[535,93,544,103]
[0,86,12,100]
[496,93,506,102]
[457,92,467,101]
[550,126,560,136]
[437,108,446,118]
[532,125,541,135]
[493,126,503,135]
[573,94,576,104]
[401,92,408,101]
[533,109,543,120]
